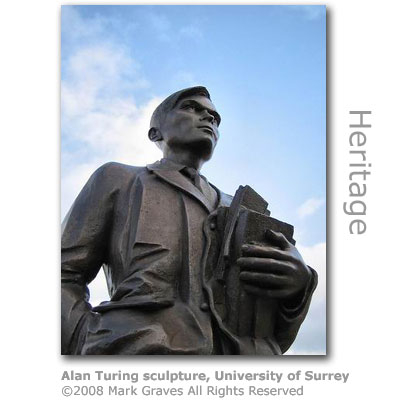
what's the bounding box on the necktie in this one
[181,167,203,192]
[181,167,218,208]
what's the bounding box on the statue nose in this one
[201,111,215,123]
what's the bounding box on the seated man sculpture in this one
[61,86,318,355]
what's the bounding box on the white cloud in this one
[297,197,325,219]
[61,14,162,217]
[62,44,149,117]
[61,6,106,43]
[61,92,163,217]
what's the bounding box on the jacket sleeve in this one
[61,163,117,354]
[274,266,318,353]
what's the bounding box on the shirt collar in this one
[150,158,199,173]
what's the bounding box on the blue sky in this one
[61,5,326,354]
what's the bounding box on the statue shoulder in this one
[91,162,147,189]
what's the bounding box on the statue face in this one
[159,95,221,157]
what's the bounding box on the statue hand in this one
[237,229,312,299]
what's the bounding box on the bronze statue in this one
[61,86,317,355]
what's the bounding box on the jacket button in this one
[200,302,209,311]
[209,222,216,230]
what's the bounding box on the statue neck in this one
[163,149,205,171]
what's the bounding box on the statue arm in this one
[61,163,117,354]
[275,266,318,353]
[237,229,319,354]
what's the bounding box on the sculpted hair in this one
[150,86,211,129]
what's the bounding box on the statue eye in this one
[182,104,204,114]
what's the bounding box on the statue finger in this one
[237,257,294,274]
[239,271,290,288]
[241,244,295,262]
[265,229,291,249]
[242,284,293,299]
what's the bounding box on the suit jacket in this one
[61,159,317,355]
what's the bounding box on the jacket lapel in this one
[147,161,214,213]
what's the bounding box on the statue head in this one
[148,86,221,162]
